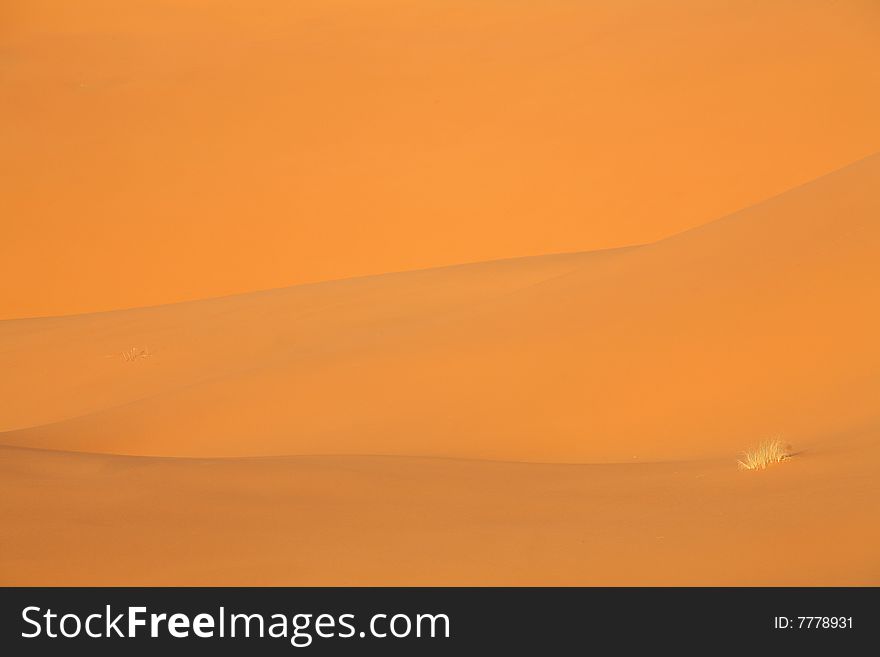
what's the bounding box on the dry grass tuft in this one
[122,346,152,362]
[738,438,790,471]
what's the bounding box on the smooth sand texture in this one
[1,154,879,584]
[2,1,879,585]
[3,0,880,318]
[1,437,877,586]
[2,154,879,462]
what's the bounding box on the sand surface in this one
[3,0,880,318]
[2,154,878,584]
[2,1,879,585]
[2,438,877,586]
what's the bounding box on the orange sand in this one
[1,1,879,585]
[2,0,880,319]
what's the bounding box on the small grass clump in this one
[738,438,790,471]
[122,346,152,362]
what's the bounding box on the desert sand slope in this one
[1,154,879,462]
[3,0,880,318]
[3,0,879,588]
[1,156,879,585]
[1,432,878,585]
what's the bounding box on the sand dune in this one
[2,154,879,584]
[3,0,880,318]
[3,1,880,586]
[2,431,878,585]
[1,154,878,464]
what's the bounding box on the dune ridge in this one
[2,153,879,463]
[4,0,880,589]
[2,428,878,585]
[3,0,880,319]
[2,153,879,585]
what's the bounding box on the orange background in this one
[3,0,880,318]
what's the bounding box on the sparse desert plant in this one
[122,346,152,362]
[738,438,790,470]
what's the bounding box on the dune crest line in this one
[1,154,878,464]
